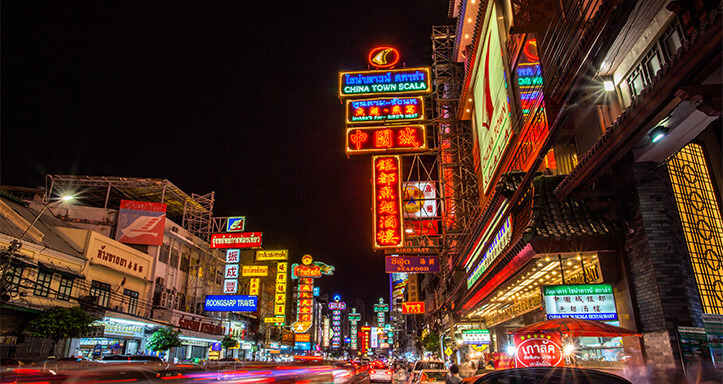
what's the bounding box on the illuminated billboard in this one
[116,200,166,246]
[372,155,404,249]
[204,295,257,312]
[345,97,425,124]
[403,182,437,219]
[210,232,262,249]
[256,250,288,261]
[339,67,431,98]
[346,125,427,155]
[472,3,513,195]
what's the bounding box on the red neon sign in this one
[368,47,400,69]
[346,125,427,155]
[401,301,425,314]
[372,155,404,249]
[210,232,262,249]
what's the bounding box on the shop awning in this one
[461,174,620,311]
[38,261,84,278]
[509,317,641,338]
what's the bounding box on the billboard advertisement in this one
[115,200,166,246]
[256,250,288,261]
[346,97,425,124]
[403,182,437,219]
[204,295,257,312]
[210,232,263,249]
[372,156,404,249]
[472,3,513,195]
[339,67,431,98]
[462,329,491,344]
[346,125,427,155]
[401,301,425,314]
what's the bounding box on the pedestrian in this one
[459,360,476,378]
[394,364,410,384]
[445,364,462,384]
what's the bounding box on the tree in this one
[146,327,183,352]
[27,306,95,357]
[221,335,238,357]
[421,330,440,353]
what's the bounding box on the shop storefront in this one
[459,174,639,371]
[77,316,159,359]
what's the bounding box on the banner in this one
[115,200,166,245]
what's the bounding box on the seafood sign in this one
[385,256,440,273]
[514,332,564,367]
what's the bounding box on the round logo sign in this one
[302,254,313,265]
[368,47,400,69]
[515,336,563,367]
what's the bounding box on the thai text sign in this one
[401,301,425,314]
[295,334,311,342]
[385,256,440,273]
[88,236,151,280]
[339,67,431,97]
[210,232,263,249]
[101,321,145,338]
[116,200,166,246]
[256,250,288,261]
[467,216,513,288]
[347,125,427,155]
[242,265,268,277]
[373,156,404,249]
[542,284,618,320]
[462,329,491,344]
[346,97,425,124]
[204,295,257,312]
[514,332,564,367]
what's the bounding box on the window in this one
[180,252,190,273]
[625,20,684,101]
[5,265,23,293]
[159,243,170,264]
[170,248,179,269]
[216,268,223,285]
[123,289,139,315]
[57,276,74,301]
[90,280,111,307]
[34,270,52,297]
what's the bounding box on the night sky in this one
[1,1,453,311]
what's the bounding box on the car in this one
[410,360,446,383]
[369,364,393,383]
[415,369,447,384]
[467,366,632,384]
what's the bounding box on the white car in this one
[369,364,393,382]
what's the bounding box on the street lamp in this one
[6,194,75,253]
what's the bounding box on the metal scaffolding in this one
[430,25,478,277]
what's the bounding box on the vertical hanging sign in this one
[372,155,404,249]
[273,262,287,321]
[224,249,240,294]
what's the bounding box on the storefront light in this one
[563,343,575,356]
[506,345,515,355]
[103,317,156,328]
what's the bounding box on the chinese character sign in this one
[373,155,404,249]
[542,284,618,321]
[346,97,425,124]
[274,262,287,319]
[346,125,427,155]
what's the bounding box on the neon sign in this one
[210,232,262,249]
[346,97,425,124]
[346,125,427,155]
[401,301,425,314]
[467,216,513,288]
[372,156,404,249]
[339,67,431,98]
[369,47,400,69]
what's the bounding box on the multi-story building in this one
[0,175,267,361]
[420,0,721,380]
